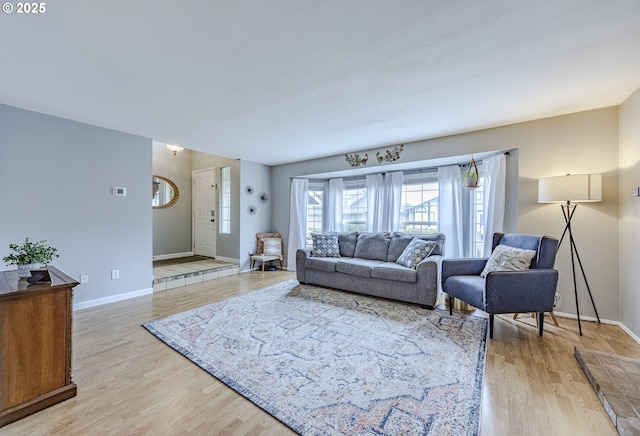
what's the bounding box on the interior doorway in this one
[193,168,217,257]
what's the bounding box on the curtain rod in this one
[311,151,510,181]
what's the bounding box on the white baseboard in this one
[618,322,640,344]
[554,311,640,345]
[74,287,153,311]
[153,251,193,261]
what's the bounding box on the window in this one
[302,165,486,254]
[400,172,439,234]
[220,167,231,234]
[470,174,485,257]
[342,179,367,232]
[305,181,324,245]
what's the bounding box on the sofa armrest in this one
[415,255,443,301]
[295,248,312,282]
[484,269,559,314]
[441,258,488,283]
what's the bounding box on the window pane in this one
[470,172,485,257]
[220,167,231,234]
[305,181,323,246]
[400,172,439,234]
[342,180,367,232]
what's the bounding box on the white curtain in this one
[382,171,403,232]
[438,165,464,258]
[323,178,343,232]
[366,174,385,232]
[482,154,506,256]
[287,178,308,271]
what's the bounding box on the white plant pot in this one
[17,264,35,278]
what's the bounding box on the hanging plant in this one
[463,157,479,190]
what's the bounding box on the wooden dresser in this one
[0,267,78,428]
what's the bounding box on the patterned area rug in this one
[144,280,488,435]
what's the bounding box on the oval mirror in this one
[152,175,179,208]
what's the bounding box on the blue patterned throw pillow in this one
[396,238,437,269]
[311,232,341,258]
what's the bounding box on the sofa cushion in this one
[396,239,437,269]
[353,232,391,261]
[305,257,340,273]
[311,232,340,258]
[387,232,445,261]
[371,262,417,283]
[336,258,384,278]
[480,244,537,278]
[338,232,358,257]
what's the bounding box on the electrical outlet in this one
[111,269,119,280]
[80,274,89,284]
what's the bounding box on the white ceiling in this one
[2,1,640,166]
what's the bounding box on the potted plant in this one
[3,238,59,278]
[463,157,479,190]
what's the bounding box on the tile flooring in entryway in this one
[152,256,240,292]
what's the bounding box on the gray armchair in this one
[442,233,559,338]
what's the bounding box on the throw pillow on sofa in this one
[311,232,341,257]
[480,244,537,277]
[396,238,437,269]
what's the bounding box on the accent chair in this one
[442,233,559,338]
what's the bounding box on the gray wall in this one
[0,104,152,305]
[239,160,273,271]
[152,141,193,256]
[271,107,621,324]
[619,87,640,338]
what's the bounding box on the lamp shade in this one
[538,174,602,203]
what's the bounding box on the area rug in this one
[143,280,488,435]
[575,347,640,435]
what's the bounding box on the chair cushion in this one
[311,232,341,258]
[256,232,281,254]
[444,275,486,309]
[396,239,437,269]
[480,244,537,278]
[263,238,282,256]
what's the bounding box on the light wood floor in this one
[3,271,639,435]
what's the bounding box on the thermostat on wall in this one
[112,186,127,197]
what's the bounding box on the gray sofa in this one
[296,232,445,308]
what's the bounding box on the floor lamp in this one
[538,174,602,336]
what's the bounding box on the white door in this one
[193,168,217,257]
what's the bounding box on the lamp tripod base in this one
[560,203,600,336]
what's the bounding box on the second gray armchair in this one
[442,233,559,338]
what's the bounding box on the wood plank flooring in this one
[3,271,639,435]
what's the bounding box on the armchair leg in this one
[448,295,453,315]
[538,312,544,336]
[489,314,494,339]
